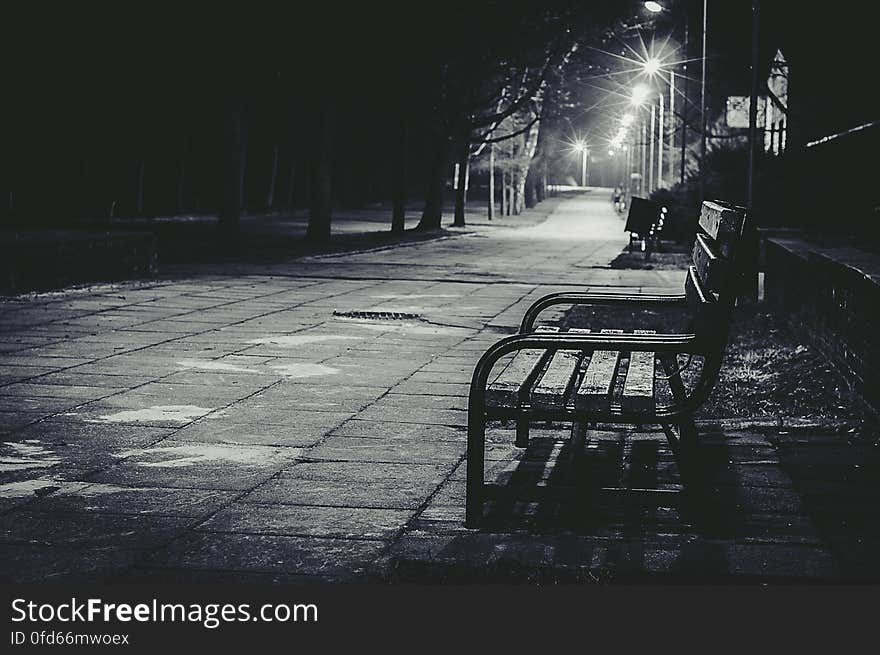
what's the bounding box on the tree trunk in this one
[506,139,516,215]
[266,144,279,210]
[524,168,537,209]
[177,137,187,214]
[391,121,407,233]
[515,122,540,213]
[500,168,508,217]
[286,159,297,208]
[135,159,145,216]
[416,131,449,231]
[525,122,547,208]
[488,142,495,220]
[218,107,242,243]
[307,101,335,242]
[537,164,547,203]
[513,172,523,214]
[238,121,248,213]
[303,161,311,207]
[80,158,90,218]
[452,147,468,227]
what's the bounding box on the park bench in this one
[625,196,667,256]
[465,199,749,527]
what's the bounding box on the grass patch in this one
[609,249,692,271]
[561,303,871,429]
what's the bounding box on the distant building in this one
[763,50,788,155]
[723,49,788,155]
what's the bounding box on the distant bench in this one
[624,196,667,256]
[465,200,749,527]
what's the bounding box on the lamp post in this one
[611,117,632,199]
[680,19,688,186]
[631,85,650,196]
[644,58,676,192]
[649,104,656,193]
[575,142,589,187]
[747,0,760,208]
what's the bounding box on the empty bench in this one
[625,196,667,256]
[465,200,748,527]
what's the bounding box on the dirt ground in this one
[609,249,692,271]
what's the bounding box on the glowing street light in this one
[644,57,662,76]
[644,1,664,13]
[630,84,650,106]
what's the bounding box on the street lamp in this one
[630,82,658,194]
[631,84,649,107]
[644,57,662,76]
[644,1,664,12]
[574,142,589,187]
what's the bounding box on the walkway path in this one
[0,191,840,582]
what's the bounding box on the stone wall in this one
[764,237,880,412]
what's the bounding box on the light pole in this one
[631,84,650,196]
[644,57,661,193]
[640,119,647,195]
[575,142,588,187]
[680,19,688,186]
[611,117,632,199]
[649,104,656,193]
[644,58,676,192]
[747,0,760,208]
[699,0,708,199]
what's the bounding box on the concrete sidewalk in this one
[0,191,855,583]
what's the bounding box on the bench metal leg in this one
[465,412,487,528]
[661,417,698,453]
[570,420,588,453]
[515,416,529,448]
[663,417,701,488]
[678,416,697,447]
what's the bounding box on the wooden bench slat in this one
[530,328,589,409]
[573,329,622,412]
[685,265,714,306]
[685,265,723,334]
[692,233,728,293]
[486,326,557,407]
[699,201,744,259]
[621,330,656,412]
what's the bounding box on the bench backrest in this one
[684,200,748,352]
[624,197,662,235]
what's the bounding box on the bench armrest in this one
[520,292,687,332]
